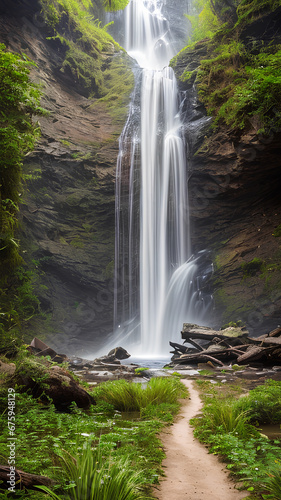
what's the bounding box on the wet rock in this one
[107,346,131,360]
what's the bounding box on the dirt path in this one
[154,380,247,500]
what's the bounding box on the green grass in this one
[92,377,187,412]
[234,379,281,424]
[37,443,151,499]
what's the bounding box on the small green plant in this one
[198,369,214,376]
[135,367,149,376]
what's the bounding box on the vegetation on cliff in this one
[172,0,281,133]
[0,44,47,353]
[39,0,134,107]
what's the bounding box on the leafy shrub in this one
[235,379,281,424]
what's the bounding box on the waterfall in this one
[114,0,212,356]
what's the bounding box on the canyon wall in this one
[172,6,281,335]
[0,0,133,355]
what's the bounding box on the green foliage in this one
[191,379,281,493]
[217,49,281,130]
[94,52,134,123]
[234,379,281,424]
[199,396,253,438]
[221,320,244,329]
[185,0,221,43]
[0,266,42,354]
[263,463,281,499]
[177,0,281,132]
[92,377,187,412]
[103,0,129,12]
[0,44,45,279]
[236,0,281,25]
[38,444,151,499]
[40,0,133,99]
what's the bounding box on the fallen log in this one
[237,346,277,364]
[176,347,242,364]
[181,324,250,345]
[0,465,54,491]
[269,327,281,337]
[248,336,281,346]
[169,342,189,354]
[177,353,225,367]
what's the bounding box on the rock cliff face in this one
[173,14,281,336]
[0,0,133,355]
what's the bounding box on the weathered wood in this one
[269,327,281,337]
[237,346,275,364]
[248,336,281,346]
[169,342,188,354]
[182,338,205,352]
[181,324,249,344]
[172,323,281,367]
[178,353,225,367]
[0,465,54,491]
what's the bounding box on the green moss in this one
[91,52,134,125]
[104,260,114,279]
[70,237,84,248]
[241,258,265,278]
[273,224,281,237]
[214,288,252,324]
[221,320,244,329]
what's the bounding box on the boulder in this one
[107,346,131,360]
[14,359,94,410]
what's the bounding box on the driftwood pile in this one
[170,323,281,367]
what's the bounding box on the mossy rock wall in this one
[172,3,281,335]
[0,0,134,355]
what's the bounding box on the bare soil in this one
[154,379,248,500]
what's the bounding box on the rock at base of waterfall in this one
[107,346,131,360]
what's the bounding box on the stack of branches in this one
[169,324,281,367]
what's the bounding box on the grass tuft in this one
[92,377,187,412]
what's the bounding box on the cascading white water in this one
[114,0,211,356]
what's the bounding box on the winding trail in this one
[154,380,247,500]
